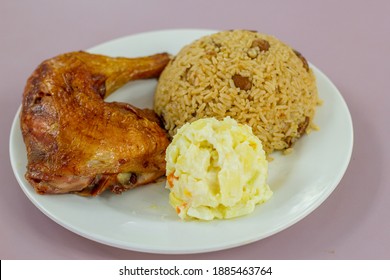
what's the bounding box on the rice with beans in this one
[154,30,320,154]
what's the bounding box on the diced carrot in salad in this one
[167,172,178,188]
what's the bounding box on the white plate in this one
[9,29,353,254]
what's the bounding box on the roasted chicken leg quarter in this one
[21,51,171,195]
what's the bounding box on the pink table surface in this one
[1,0,389,259]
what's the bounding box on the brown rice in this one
[154,30,320,154]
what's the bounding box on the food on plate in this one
[154,30,320,154]
[165,117,272,220]
[21,51,171,195]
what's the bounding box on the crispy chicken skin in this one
[21,51,171,195]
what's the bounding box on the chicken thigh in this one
[21,51,171,195]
